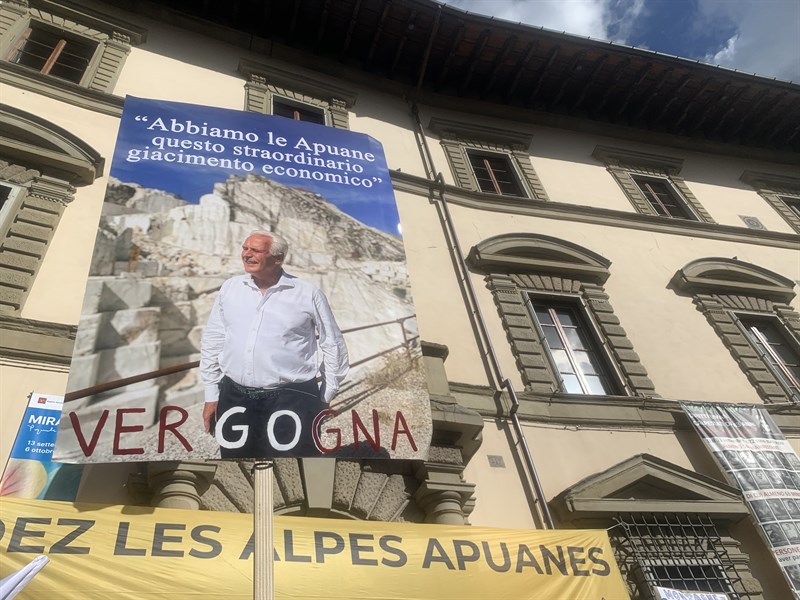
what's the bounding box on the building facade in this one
[1,1,799,598]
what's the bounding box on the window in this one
[467,233,655,397]
[0,184,12,211]
[239,59,355,130]
[8,25,97,84]
[673,257,800,404]
[632,176,696,220]
[740,171,800,233]
[613,513,752,600]
[272,98,326,125]
[0,182,23,238]
[738,315,800,402]
[430,118,549,201]
[527,298,618,395]
[647,562,736,596]
[593,146,714,224]
[467,151,525,197]
[0,104,102,315]
[0,2,143,97]
[779,196,800,221]
[552,455,761,600]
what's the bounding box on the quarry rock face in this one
[61,174,431,461]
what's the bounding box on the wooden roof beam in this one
[708,84,750,137]
[765,103,799,143]
[651,73,692,124]
[549,50,587,107]
[592,57,630,115]
[783,123,800,145]
[572,53,608,111]
[436,21,466,87]
[288,0,302,43]
[366,1,392,65]
[615,62,652,116]
[635,67,673,119]
[459,28,490,94]
[483,34,517,97]
[743,92,786,142]
[505,40,538,100]
[728,87,771,138]
[389,9,418,77]
[340,0,364,60]
[673,77,714,128]
[692,81,731,131]
[315,0,332,49]
[527,44,560,104]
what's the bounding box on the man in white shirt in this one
[200,231,349,458]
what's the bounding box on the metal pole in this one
[253,461,274,600]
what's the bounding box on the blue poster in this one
[54,97,432,463]
[2,393,81,500]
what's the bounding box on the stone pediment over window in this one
[469,233,656,397]
[0,104,103,314]
[551,454,748,522]
[0,103,104,184]
[672,257,796,303]
[672,257,799,404]
[467,233,611,284]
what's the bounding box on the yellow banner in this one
[0,498,631,599]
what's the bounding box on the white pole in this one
[253,461,274,600]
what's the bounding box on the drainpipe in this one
[406,98,554,528]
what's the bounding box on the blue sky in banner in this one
[445,0,799,83]
[110,97,400,236]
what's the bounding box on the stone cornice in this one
[427,117,533,149]
[740,170,800,191]
[238,58,358,107]
[0,315,76,366]
[591,145,684,174]
[32,0,147,43]
[391,171,800,250]
[448,380,800,433]
[0,63,124,117]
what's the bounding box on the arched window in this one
[468,233,655,397]
[0,103,103,315]
[672,258,799,403]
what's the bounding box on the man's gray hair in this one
[249,230,289,257]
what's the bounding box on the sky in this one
[444,0,800,83]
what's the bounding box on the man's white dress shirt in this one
[200,272,349,404]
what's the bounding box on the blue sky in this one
[445,0,800,82]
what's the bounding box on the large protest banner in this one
[683,402,800,598]
[53,96,431,462]
[0,497,631,599]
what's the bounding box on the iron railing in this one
[63,314,417,402]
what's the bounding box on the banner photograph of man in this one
[53,96,432,463]
[201,232,349,458]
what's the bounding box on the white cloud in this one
[443,0,644,42]
[444,0,800,82]
[698,0,800,81]
[445,0,608,39]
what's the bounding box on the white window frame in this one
[734,311,800,403]
[524,292,627,396]
[0,181,25,241]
